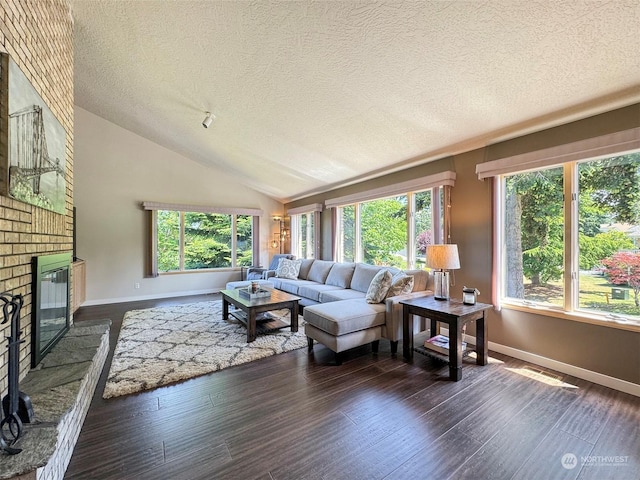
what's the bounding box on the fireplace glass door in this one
[32,253,71,366]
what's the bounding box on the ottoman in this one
[303,299,386,365]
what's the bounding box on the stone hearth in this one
[0,319,110,480]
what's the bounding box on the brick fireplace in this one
[0,0,74,395]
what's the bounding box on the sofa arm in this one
[383,290,433,342]
[264,270,277,279]
[246,266,267,280]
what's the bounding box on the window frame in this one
[333,186,448,269]
[479,128,640,331]
[288,203,322,260]
[142,202,261,276]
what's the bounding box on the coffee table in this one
[220,288,301,342]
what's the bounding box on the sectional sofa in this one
[265,259,433,363]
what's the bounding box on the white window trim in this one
[142,201,262,217]
[325,171,455,208]
[145,202,261,276]
[482,129,640,330]
[476,127,640,179]
[287,203,323,216]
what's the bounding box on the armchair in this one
[246,254,294,280]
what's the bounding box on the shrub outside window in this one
[156,210,254,273]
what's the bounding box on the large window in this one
[334,186,447,269]
[157,211,253,272]
[143,202,260,275]
[289,204,323,259]
[499,152,640,324]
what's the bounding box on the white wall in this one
[74,107,283,305]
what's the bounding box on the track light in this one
[202,112,215,128]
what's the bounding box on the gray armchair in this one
[246,254,294,280]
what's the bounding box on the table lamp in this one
[426,244,460,300]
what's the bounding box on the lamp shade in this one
[425,244,460,270]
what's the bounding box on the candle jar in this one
[462,286,479,305]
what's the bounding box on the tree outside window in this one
[501,152,640,321]
[156,210,254,272]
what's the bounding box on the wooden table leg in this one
[247,309,256,342]
[449,321,463,381]
[402,305,413,359]
[290,301,299,333]
[476,312,488,366]
[222,297,229,319]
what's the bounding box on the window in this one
[328,172,455,268]
[340,205,356,262]
[156,211,253,272]
[334,186,446,269]
[288,203,323,259]
[497,151,640,325]
[143,202,261,275]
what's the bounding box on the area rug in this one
[103,300,307,398]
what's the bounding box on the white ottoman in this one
[304,299,386,365]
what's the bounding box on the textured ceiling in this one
[70,0,640,202]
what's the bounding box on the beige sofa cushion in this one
[403,269,429,292]
[298,284,343,302]
[325,262,356,288]
[350,263,385,293]
[303,299,386,336]
[319,289,366,303]
[307,260,335,283]
[298,259,315,279]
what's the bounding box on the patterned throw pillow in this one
[276,258,302,280]
[385,273,415,298]
[365,269,393,303]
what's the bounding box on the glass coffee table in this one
[220,288,301,342]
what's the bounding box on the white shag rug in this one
[103,300,307,398]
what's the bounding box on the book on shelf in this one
[423,334,466,355]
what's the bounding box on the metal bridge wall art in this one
[0,53,66,214]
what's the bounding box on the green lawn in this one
[523,273,639,318]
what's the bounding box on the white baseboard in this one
[438,327,640,397]
[80,288,220,307]
[488,341,640,398]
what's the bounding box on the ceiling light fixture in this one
[202,112,215,129]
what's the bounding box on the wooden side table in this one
[401,296,492,381]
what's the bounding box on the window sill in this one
[159,267,238,276]
[500,302,640,333]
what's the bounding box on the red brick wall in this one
[0,0,73,393]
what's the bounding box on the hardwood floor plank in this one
[260,356,516,480]
[554,377,619,444]
[304,375,514,480]
[64,295,640,480]
[451,385,581,479]
[138,442,233,480]
[511,428,594,480]
[576,390,640,480]
[383,427,483,479]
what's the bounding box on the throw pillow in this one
[385,273,415,298]
[276,258,302,279]
[365,269,393,304]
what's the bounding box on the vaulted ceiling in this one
[70,1,640,202]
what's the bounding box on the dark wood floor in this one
[65,294,640,480]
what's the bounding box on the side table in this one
[401,296,492,381]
